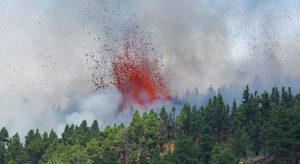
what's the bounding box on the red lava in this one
[112,41,170,111]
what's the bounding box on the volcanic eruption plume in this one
[113,41,170,110]
[88,23,171,111]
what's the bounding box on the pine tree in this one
[6,133,28,163]
[231,96,250,158]
[85,138,101,162]
[48,129,57,143]
[25,129,43,163]
[47,143,92,164]
[176,103,191,137]
[271,87,280,106]
[212,94,230,143]
[190,106,200,141]
[128,111,143,145]
[90,120,99,139]
[158,107,169,148]
[77,120,90,146]
[144,109,159,156]
[231,99,237,116]
[0,127,9,164]
[173,138,198,164]
[198,124,213,164]
[260,91,271,155]
[211,143,237,164]
[169,107,176,140]
[266,102,300,163]
[242,85,250,104]
[61,124,72,145]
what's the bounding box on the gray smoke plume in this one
[138,0,300,96]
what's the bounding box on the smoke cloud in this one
[138,0,300,96]
[1,0,300,138]
[1,86,126,140]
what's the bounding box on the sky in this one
[1,0,300,138]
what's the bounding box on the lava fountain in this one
[87,22,171,111]
[112,41,170,111]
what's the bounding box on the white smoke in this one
[138,0,300,95]
[56,86,127,137]
[1,86,125,140]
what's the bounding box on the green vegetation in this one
[0,86,299,164]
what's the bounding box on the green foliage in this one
[85,138,102,162]
[198,124,213,163]
[231,127,250,158]
[47,143,92,164]
[172,138,198,164]
[158,107,170,146]
[102,124,125,156]
[0,127,9,163]
[6,133,28,164]
[128,111,143,145]
[90,120,99,139]
[1,86,299,163]
[211,143,238,164]
[25,129,43,164]
[266,103,300,163]
[176,103,191,137]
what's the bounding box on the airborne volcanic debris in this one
[112,38,170,111]
[87,18,170,110]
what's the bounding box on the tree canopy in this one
[0,86,299,163]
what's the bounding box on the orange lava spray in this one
[112,41,170,111]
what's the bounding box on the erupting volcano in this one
[112,41,170,110]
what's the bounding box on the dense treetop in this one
[0,86,299,164]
